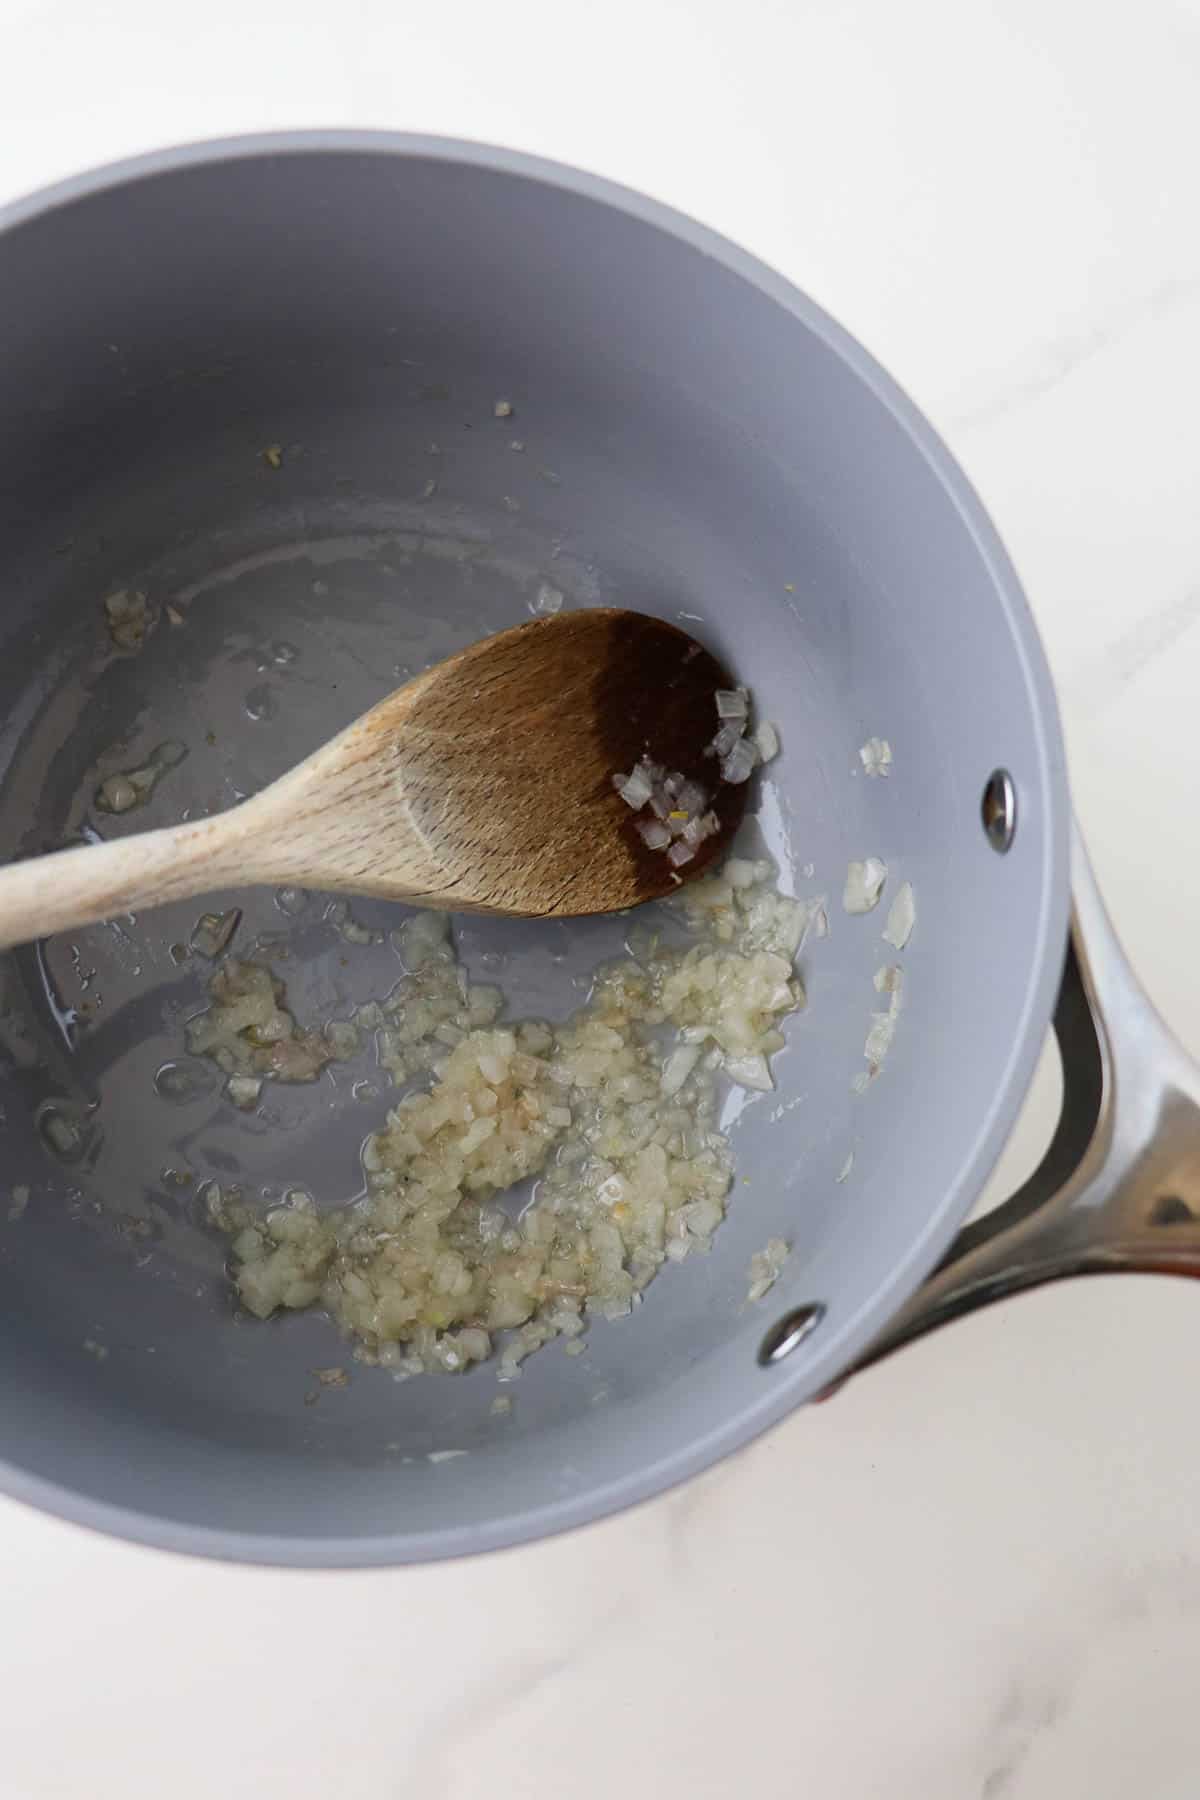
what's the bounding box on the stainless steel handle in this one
[851,825,1200,1376]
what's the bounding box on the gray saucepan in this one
[1,133,1195,1568]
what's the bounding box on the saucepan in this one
[1,133,1195,1567]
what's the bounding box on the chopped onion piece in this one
[190,908,242,960]
[746,1237,790,1302]
[637,819,671,850]
[532,582,563,615]
[836,1151,854,1184]
[753,720,780,764]
[860,736,892,777]
[661,1043,702,1096]
[399,909,451,970]
[883,881,916,949]
[226,1074,262,1110]
[96,774,139,814]
[324,1020,362,1061]
[328,901,381,946]
[863,966,904,1071]
[714,688,748,719]
[619,768,654,809]
[723,1051,773,1091]
[95,740,187,814]
[667,840,695,868]
[682,811,719,849]
[720,737,759,785]
[103,588,152,651]
[710,720,745,759]
[843,857,888,914]
[874,963,903,997]
[863,1011,895,1067]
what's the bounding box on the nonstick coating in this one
[0,135,1069,1564]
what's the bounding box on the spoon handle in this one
[0,813,258,950]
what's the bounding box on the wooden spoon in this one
[0,609,748,950]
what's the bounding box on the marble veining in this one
[948,276,1200,439]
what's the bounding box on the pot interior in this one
[0,140,1068,1560]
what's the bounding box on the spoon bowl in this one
[0,609,746,948]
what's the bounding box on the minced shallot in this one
[746,1237,790,1302]
[191,857,807,1378]
[853,965,904,1092]
[103,588,152,651]
[95,739,187,814]
[859,737,892,777]
[612,685,781,870]
[882,881,916,949]
[843,857,888,915]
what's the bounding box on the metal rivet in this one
[758,1302,826,1367]
[982,769,1016,853]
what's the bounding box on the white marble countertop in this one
[4,1,1200,1793]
